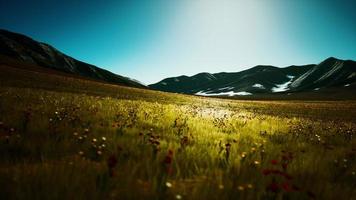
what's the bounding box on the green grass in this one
[0,65,355,200]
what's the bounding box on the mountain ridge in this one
[0,29,146,88]
[150,57,355,96]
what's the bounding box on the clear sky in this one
[1,0,356,84]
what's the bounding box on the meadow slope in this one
[0,65,355,200]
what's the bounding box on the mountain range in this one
[150,58,356,96]
[0,29,145,88]
[0,29,355,98]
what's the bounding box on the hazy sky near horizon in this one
[1,0,356,84]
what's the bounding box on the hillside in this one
[0,29,145,88]
[150,57,356,97]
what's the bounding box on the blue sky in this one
[1,0,356,84]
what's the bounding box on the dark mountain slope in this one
[150,64,314,94]
[290,57,356,90]
[150,58,355,96]
[0,29,145,88]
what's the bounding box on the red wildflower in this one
[164,150,174,164]
[271,160,278,165]
[262,169,281,176]
[281,182,292,192]
[163,150,174,175]
[262,169,293,180]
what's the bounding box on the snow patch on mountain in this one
[205,73,217,80]
[252,83,265,89]
[317,61,344,82]
[272,75,294,92]
[195,91,252,96]
[218,86,234,91]
[290,67,318,88]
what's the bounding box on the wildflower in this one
[163,150,174,175]
[92,138,97,143]
[97,150,102,155]
[73,132,78,136]
[102,137,106,141]
[246,184,253,189]
[262,169,293,180]
[166,182,173,188]
[164,150,174,164]
[351,171,355,176]
[78,151,84,156]
[254,160,260,165]
[281,182,292,192]
[175,194,182,199]
[218,184,224,189]
[237,185,245,191]
[271,160,278,165]
[241,152,247,158]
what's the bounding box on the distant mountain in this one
[0,29,145,88]
[150,57,356,96]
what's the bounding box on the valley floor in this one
[0,65,355,199]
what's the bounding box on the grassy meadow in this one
[0,65,355,200]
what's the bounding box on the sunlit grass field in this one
[0,65,355,200]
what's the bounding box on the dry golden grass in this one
[0,65,355,200]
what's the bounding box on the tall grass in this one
[0,86,355,199]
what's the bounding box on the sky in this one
[1,0,356,84]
